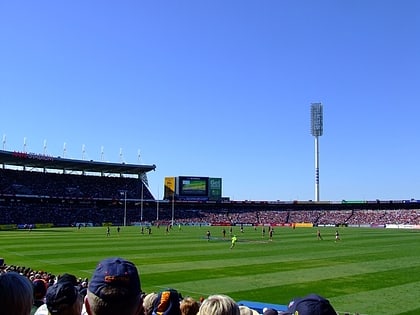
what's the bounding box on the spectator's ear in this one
[84,296,92,315]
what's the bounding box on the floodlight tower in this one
[310,103,323,202]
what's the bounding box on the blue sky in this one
[1,1,419,202]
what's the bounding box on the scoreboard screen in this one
[179,176,208,196]
[163,176,222,201]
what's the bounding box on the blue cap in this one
[281,294,337,315]
[88,257,141,301]
[46,280,79,313]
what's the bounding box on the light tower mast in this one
[310,103,323,202]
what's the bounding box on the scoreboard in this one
[164,176,222,201]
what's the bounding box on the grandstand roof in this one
[0,150,156,175]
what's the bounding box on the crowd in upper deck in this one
[0,168,154,200]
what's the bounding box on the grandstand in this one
[0,149,419,229]
[0,149,156,227]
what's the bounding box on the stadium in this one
[1,149,420,315]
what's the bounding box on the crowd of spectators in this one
[0,168,154,200]
[1,200,420,227]
[1,257,341,315]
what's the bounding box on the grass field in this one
[1,225,420,315]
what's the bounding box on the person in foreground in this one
[198,294,240,315]
[279,293,337,315]
[84,257,143,315]
[0,271,34,315]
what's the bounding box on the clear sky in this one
[1,1,419,202]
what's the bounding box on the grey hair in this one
[85,289,142,315]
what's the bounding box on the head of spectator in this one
[32,278,48,309]
[57,273,78,286]
[180,296,200,315]
[84,257,143,315]
[44,276,83,315]
[239,305,259,315]
[143,292,158,315]
[279,294,337,315]
[262,308,278,315]
[0,271,34,315]
[198,294,240,315]
[152,288,182,315]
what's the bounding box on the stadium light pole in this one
[123,191,127,226]
[156,186,159,221]
[171,193,175,226]
[311,103,323,202]
[140,184,144,221]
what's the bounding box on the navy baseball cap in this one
[280,294,337,315]
[46,280,79,313]
[152,288,181,315]
[88,257,141,301]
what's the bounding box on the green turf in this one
[1,225,420,315]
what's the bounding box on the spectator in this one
[31,279,48,315]
[152,288,182,315]
[0,271,34,315]
[263,308,278,315]
[198,295,240,315]
[84,257,143,315]
[239,305,259,315]
[279,293,336,315]
[180,296,200,315]
[34,276,83,315]
[143,292,158,315]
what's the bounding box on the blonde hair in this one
[143,292,158,315]
[198,295,240,315]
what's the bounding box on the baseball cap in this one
[57,273,78,285]
[88,257,141,302]
[46,280,79,313]
[280,294,337,315]
[263,308,278,315]
[152,288,181,315]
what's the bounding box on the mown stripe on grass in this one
[329,281,420,315]
[152,256,420,298]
